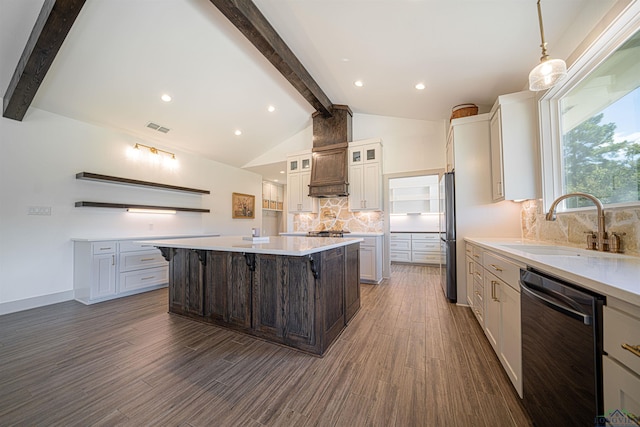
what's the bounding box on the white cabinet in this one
[91,243,117,299]
[489,91,539,201]
[74,239,168,304]
[348,140,382,211]
[262,181,284,211]
[466,242,484,324]
[390,232,441,264]
[389,233,412,262]
[353,234,383,284]
[480,248,524,398]
[287,152,317,213]
[603,300,640,420]
[446,129,454,172]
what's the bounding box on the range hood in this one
[308,105,352,198]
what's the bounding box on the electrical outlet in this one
[28,206,52,216]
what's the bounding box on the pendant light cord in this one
[537,0,549,60]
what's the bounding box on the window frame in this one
[539,2,640,212]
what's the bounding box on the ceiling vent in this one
[146,122,170,133]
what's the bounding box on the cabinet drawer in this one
[390,251,412,262]
[359,236,377,246]
[390,233,411,241]
[473,288,484,324]
[467,244,483,264]
[603,355,640,420]
[390,240,411,251]
[474,280,484,304]
[411,252,441,264]
[119,240,159,253]
[604,306,640,375]
[119,266,168,292]
[411,233,439,241]
[119,251,166,272]
[483,251,521,290]
[412,241,440,252]
[92,242,116,255]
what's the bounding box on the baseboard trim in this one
[0,291,74,316]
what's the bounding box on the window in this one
[540,5,640,211]
[559,30,640,208]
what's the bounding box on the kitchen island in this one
[142,236,362,356]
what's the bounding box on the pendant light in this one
[528,0,567,91]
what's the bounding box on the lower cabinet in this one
[390,232,442,264]
[162,244,361,356]
[74,240,168,304]
[603,300,640,419]
[467,241,523,398]
[355,235,382,284]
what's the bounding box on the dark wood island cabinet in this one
[153,236,361,356]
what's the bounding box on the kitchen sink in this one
[497,244,627,258]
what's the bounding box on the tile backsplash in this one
[522,199,640,255]
[293,198,383,233]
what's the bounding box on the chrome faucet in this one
[545,192,622,252]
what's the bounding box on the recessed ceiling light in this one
[267,105,276,113]
[415,83,426,90]
[274,179,279,182]
[161,94,172,102]
[354,80,364,87]
[279,170,285,174]
[341,58,350,62]
[234,130,242,136]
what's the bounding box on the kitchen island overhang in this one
[141,236,363,356]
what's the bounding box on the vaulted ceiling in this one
[0,0,619,181]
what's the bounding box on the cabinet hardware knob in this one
[622,343,640,358]
[141,258,155,261]
[141,276,154,280]
[489,264,503,272]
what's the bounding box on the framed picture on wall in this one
[232,192,255,219]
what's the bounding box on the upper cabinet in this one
[446,130,454,172]
[348,139,383,211]
[287,151,318,213]
[262,181,284,211]
[489,91,540,202]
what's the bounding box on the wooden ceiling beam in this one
[209,0,334,117]
[2,0,86,121]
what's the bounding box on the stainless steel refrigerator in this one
[439,172,456,303]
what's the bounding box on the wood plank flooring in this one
[0,264,532,426]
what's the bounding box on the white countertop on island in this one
[140,235,364,256]
[466,237,640,307]
[280,231,384,236]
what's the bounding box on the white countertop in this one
[280,232,384,236]
[466,238,640,307]
[72,234,220,242]
[140,235,363,256]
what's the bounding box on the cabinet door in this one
[253,254,283,339]
[228,252,252,328]
[484,274,500,353]
[362,162,381,210]
[490,109,505,201]
[288,173,302,212]
[466,256,475,307]
[603,356,640,420]
[359,245,375,281]
[283,255,317,349]
[446,129,454,172]
[92,253,116,298]
[348,164,364,211]
[345,243,361,322]
[499,281,522,397]
[168,249,204,317]
[299,170,313,212]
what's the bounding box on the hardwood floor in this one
[0,264,532,426]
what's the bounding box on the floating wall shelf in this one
[75,201,210,213]
[75,172,210,213]
[76,172,210,195]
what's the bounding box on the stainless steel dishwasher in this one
[520,268,606,427]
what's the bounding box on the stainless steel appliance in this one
[438,172,456,302]
[306,230,346,237]
[520,268,605,427]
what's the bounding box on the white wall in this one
[353,113,447,174]
[0,106,262,308]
